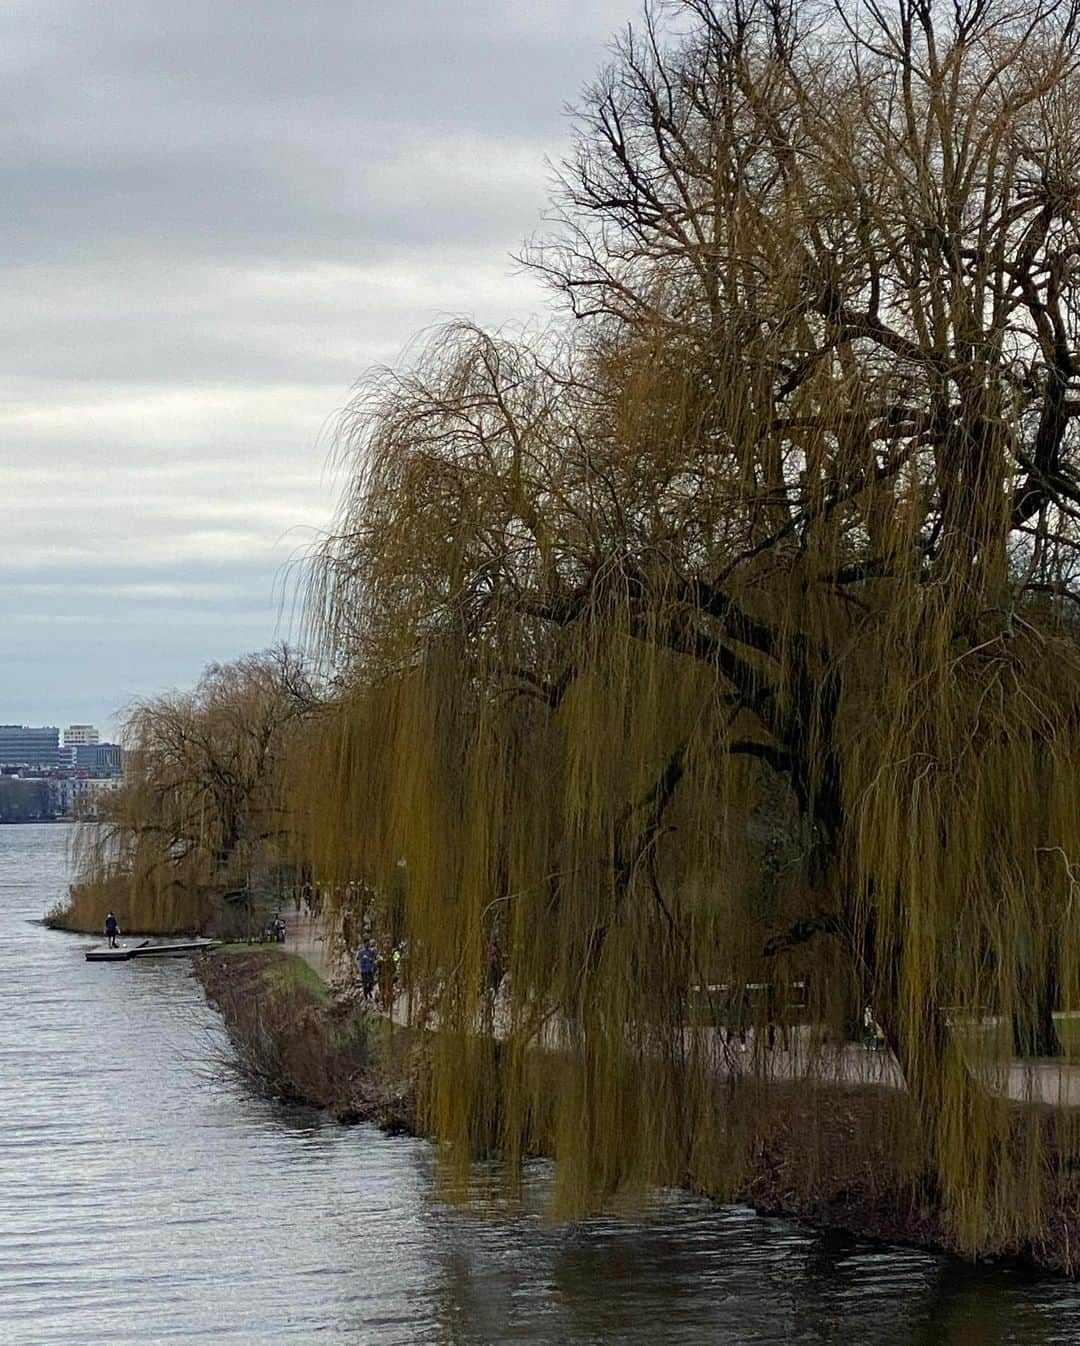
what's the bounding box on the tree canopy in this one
[70,646,318,932]
[67,0,1080,1255]
[301,0,1080,1248]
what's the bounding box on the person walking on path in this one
[863,1004,886,1052]
[721,983,749,1052]
[766,981,790,1052]
[357,939,377,1000]
[104,912,120,949]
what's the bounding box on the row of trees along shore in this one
[63,648,318,934]
[71,0,1080,1257]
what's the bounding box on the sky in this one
[2,0,635,734]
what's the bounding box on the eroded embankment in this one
[194,951,1080,1275]
[195,947,417,1132]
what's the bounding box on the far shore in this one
[0,817,72,825]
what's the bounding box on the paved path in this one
[280,907,339,985]
[273,908,1080,1106]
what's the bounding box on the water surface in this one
[3,823,1080,1344]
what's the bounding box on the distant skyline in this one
[0,719,110,733]
[3,0,634,731]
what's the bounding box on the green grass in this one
[209,944,330,1005]
[1052,1016,1080,1062]
[954,1013,1080,1065]
[266,954,329,1005]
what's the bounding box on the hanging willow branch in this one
[297,0,1080,1252]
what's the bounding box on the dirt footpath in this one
[279,907,339,984]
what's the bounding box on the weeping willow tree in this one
[68,646,319,932]
[301,0,1080,1251]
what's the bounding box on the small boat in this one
[85,938,219,963]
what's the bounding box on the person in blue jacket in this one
[104,912,120,949]
[357,939,377,1000]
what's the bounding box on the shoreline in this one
[0,818,72,825]
[195,945,417,1133]
[191,945,1080,1278]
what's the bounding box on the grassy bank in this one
[195,946,417,1131]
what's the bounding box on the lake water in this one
[4,823,1080,1344]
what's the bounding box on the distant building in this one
[0,726,60,768]
[71,742,124,776]
[64,724,100,746]
[49,775,122,819]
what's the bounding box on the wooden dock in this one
[85,939,220,962]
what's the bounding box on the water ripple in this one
[3,824,1080,1344]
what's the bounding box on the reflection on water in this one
[3,823,1080,1344]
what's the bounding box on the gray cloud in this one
[2,0,633,727]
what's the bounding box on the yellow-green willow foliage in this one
[68,647,318,932]
[300,0,1080,1251]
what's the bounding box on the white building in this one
[49,775,122,819]
[64,724,100,746]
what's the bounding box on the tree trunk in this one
[1011,962,1061,1059]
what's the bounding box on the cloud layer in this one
[2,0,632,730]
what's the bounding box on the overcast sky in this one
[2,0,634,733]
